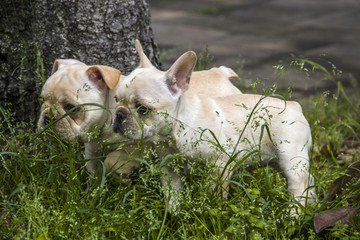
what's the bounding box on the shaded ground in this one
[149,0,360,95]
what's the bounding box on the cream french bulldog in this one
[112,50,317,213]
[38,40,242,184]
[38,59,123,178]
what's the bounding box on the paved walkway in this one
[149,0,360,94]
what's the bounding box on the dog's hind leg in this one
[278,150,317,208]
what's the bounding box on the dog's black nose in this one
[113,111,126,133]
[115,111,126,124]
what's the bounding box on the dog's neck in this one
[98,88,120,138]
[173,89,201,120]
[168,89,205,135]
[98,89,112,130]
[84,88,124,156]
[174,93,184,121]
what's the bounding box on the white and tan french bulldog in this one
[38,40,242,184]
[112,50,317,213]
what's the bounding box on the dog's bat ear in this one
[86,66,121,91]
[134,39,154,69]
[52,59,86,74]
[165,51,197,94]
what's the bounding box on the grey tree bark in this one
[0,0,160,125]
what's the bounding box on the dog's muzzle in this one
[39,112,57,127]
[43,113,53,125]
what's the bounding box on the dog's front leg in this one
[84,160,103,191]
[85,160,102,176]
[161,166,184,215]
[84,143,104,191]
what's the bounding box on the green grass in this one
[1,55,360,239]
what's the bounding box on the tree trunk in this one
[0,0,160,125]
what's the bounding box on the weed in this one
[197,46,215,72]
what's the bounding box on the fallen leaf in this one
[314,207,356,233]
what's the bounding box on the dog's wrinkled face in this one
[113,68,172,140]
[38,59,120,142]
[113,51,197,141]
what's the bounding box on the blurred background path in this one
[149,0,359,95]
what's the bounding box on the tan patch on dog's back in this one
[189,67,241,97]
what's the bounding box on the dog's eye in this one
[64,104,80,113]
[135,104,151,116]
